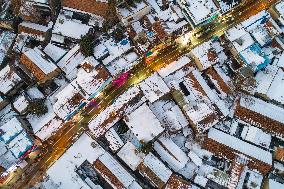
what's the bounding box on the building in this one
[94,152,142,189]
[234,96,284,138]
[137,153,172,189]
[116,0,151,26]
[202,128,272,175]
[0,65,23,96]
[0,117,34,171]
[124,103,164,143]
[139,73,170,103]
[61,0,111,19]
[176,0,219,27]
[89,86,145,138]
[20,48,60,83]
[190,39,227,71]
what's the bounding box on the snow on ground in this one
[46,133,105,189]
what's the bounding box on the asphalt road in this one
[3,0,277,188]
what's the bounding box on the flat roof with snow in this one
[124,104,164,142]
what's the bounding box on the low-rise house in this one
[205,66,232,98]
[0,117,34,172]
[151,100,189,132]
[165,174,192,189]
[234,96,284,138]
[137,153,172,189]
[94,152,142,189]
[57,44,85,80]
[254,61,284,104]
[89,86,145,138]
[53,81,85,120]
[43,43,67,63]
[116,0,151,26]
[124,103,164,143]
[154,136,189,172]
[215,0,241,13]
[45,133,106,188]
[0,65,23,96]
[202,128,272,175]
[190,39,227,71]
[51,9,92,45]
[74,59,111,99]
[104,128,124,153]
[20,47,60,83]
[176,0,219,27]
[61,0,110,19]
[117,141,145,171]
[0,31,16,68]
[12,94,30,115]
[139,73,170,103]
[18,21,52,41]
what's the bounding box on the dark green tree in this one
[79,34,94,57]
[27,99,48,116]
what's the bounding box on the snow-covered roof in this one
[275,1,284,17]
[158,56,191,78]
[89,86,144,137]
[105,128,124,152]
[19,21,52,33]
[35,117,63,141]
[117,1,148,18]
[124,103,164,142]
[8,132,33,158]
[75,63,111,97]
[0,31,16,65]
[117,141,144,171]
[266,68,284,104]
[95,152,141,189]
[154,136,189,172]
[208,128,272,165]
[53,12,91,39]
[53,82,85,119]
[141,153,172,184]
[191,39,226,71]
[57,45,85,80]
[139,73,170,103]
[232,33,255,52]
[0,117,24,144]
[268,179,284,189]
[0,65,22,95]
[23,47,58,74]
[239,96,284,125]
[43,43,67,62]
[181,0,218,25]
[241,125,271,149]
[225,24,247,42]
[13,95,29,114]
[46,134,105,189]
[216,0,241,13]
